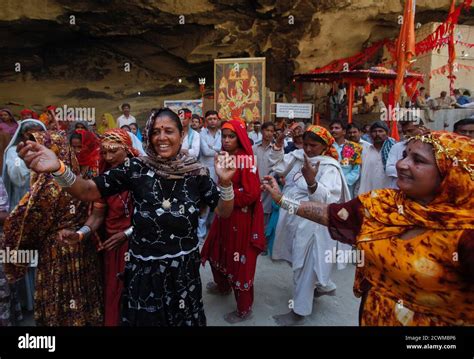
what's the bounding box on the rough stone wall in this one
[0,0,471,120]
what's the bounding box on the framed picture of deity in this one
[214,57,266,122]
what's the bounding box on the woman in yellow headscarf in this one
[97,113,117,135]
[263,131,473,326]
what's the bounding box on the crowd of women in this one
[0,104,472,327]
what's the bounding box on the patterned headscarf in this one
[358,131,474,241]
[305,125,339,160]
[139,109,204,179]
[101,128,140,157]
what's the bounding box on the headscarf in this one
[305,125,339,160]
[132,125,143,141]
[72,129,101,169]
[221,117,253,156]
[369,120,389,133]
[20,109,38,120]
[68,121,91,137]
[0,109,19,136]
[2,119,47,200]
[127,131,146,156]
[0,132,12,175]
[99,129,140,173]
[358,131,474,241]
[219,118,266,252]
[97,113,117,135]
[139,110,204,179]
[101,129,140,157]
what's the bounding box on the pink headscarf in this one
[0,109,18,136]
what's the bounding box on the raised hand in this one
[17,141,61,173]
[215,151,236,185]
[301,154,319,187]
[261,175,283,203]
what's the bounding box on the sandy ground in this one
[19,252,360,327]
[202,254,360,326]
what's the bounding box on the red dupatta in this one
[222,119,266,252]
[74,129,101,168]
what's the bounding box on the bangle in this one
[52,160,66,176]
[124,226,133,239]
[52,165,77,187]
[307,182,317,190]
[76,225,91,240]
[278,196,301,214]
[276,195,284,206]
[218,184,234,201]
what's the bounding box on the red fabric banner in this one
[310,40,389,74]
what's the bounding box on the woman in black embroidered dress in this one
[17,108,236,326]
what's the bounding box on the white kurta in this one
[199,128,221,182]
[385,141,406,189]
[358,143,392,195]
[182,129,201,158]
[269,149,351,286]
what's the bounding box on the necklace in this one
[118,192,130,218]
[158,180,178,210]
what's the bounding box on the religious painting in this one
[214,57,266,122]
[163,99,203,116]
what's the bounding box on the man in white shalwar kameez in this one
[268,126,351,325]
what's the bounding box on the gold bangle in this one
[77,231,84,241]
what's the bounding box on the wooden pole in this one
[347,80,354,124]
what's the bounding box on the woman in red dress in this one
[201,119,265,324]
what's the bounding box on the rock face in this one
[0,0,471,120]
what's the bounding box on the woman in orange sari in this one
[263,131,473,326]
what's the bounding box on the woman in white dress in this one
[269,125,351,326]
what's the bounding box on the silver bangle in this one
[280,196,301,214]
[218,184,234,201]
[124,227,133,239]
[76,225,91,239]
[52,165,77,187]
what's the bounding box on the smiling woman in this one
[16,108,236,326]
[263,130,474,326]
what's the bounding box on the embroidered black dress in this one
[92,158,219,326]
